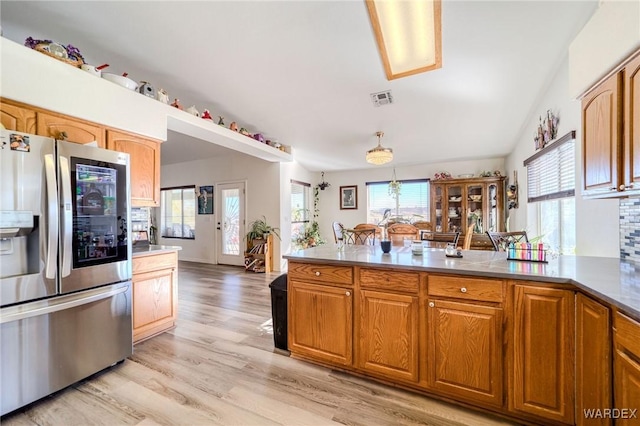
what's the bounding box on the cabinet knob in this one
[619,184,632,191]
[460,287,467,293]
[315,271,320,276]
[345,291,351,296]
[429,301,435,308]
[57,131,68,140]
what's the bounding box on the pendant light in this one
[366,131,393,165]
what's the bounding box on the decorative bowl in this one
[102,73,137,90]
[470,195,482,202]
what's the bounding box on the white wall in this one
[505,55,619,257]
[158,151,283,269]
[314,158,505,244]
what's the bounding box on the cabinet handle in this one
[315,271,320,276]
[460,287,467,293]
[57,131,68,140]
[429,301,435,308]
[619,184,632,191]
[345,291,351,296]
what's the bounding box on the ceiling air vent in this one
[370,90,393,107]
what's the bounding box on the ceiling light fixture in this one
[365,0,442,80]
[366,131,393,165]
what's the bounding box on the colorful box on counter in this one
[507,242,548,263]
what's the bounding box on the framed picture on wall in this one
[198,185,213,214]
[340,185,358,210]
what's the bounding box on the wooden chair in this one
[486,231,529,251]
[344,228,376,245]
[412,221,432,231]
[420,231,460,248]
[332,222,344,243]
[354,223,382,240]
[386,223,420,246]
[463,232,496,251]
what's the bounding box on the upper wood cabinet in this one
[36,111,106,148]
[581,49,640,197]
[576,293,612,426]
[107,130,161,207]
[0,100,36,133]
[511,284,575,425]
[430,176,505,240]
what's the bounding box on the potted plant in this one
[247,216,281,241]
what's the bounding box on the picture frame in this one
[197,185,214,214]
[340,185,358,210]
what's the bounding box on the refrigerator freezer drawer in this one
[0,281,132,416]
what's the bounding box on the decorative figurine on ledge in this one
[156,88,169,104]
[201,109,213,121]
[171,98,183,110]
[229,121,238,131]
[239,128,251,137]
[253,133,265,143]
[186,105,200,117]
[217,116,225,126]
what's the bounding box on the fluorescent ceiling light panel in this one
[366,0,442,80]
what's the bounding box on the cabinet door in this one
[576,293,612,426]
[133,267,177,343]
[581,72,622,196]
[431,184,444,232]
[0,100,36,133]
[445,184,463,233]
[107,130,161,207]
[358,290,418,383]
[512,285,575,424]
[289,280,353,366]
[427,299,503,407]
[466,183,484,234]
[625,54,640,193]
[614,312,640,424]
[36,112,105,148]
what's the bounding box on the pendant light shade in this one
[366,131,393,165]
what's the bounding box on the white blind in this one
[366,179,429,223]
[524,133,575,202]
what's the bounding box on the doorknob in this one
[216,221,221,230]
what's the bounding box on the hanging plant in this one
[318,172,331,190]
[388,168,401,199]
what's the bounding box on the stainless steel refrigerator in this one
[0,130,133,416]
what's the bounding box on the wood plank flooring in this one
[2,261,515,426]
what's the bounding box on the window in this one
[291,180,311,237]
[524,132,575,254]
[160,186,196,239]
[366,179,429,224]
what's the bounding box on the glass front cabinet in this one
[430,177,506,238]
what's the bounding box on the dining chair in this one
[412,221,432,231]
[420,231,460,248]
[332,222,345,243]
[354,223,382,239]
[345,228,377,245]
[387,223,420,246]
[486,231,529,251]
[463,232,496,251]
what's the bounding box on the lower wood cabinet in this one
[511,284,575,425]
[613,312,640,425]
[132,251,178,344]
[576,293,612,426]
[288,280,353,366]
[427,299,503,407]
[357,289,418,383]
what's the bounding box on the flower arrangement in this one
[433,171,452,180]
[292,221,325,249]
[25,37,85,66]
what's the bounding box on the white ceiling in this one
[0,1,598,171]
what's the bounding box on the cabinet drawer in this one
[428,275,503,303]
[360,268,419,294]
[615,312,640,357]
[133,251,177,275]
[288,262,353,286]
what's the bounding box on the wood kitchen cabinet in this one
[357,268,419,383]
[613,312,640,425]
[426,275,504,407]
[581,49,640,197]
[430,176,505,244]
[0,99,36,133]
[107,130,161,207]
[288,262,354,366]
[576,293,612,426]
[132,250,178,344]
[511,284,575,425]
[36,111,106,148]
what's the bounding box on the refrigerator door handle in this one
[44,154,58,280]
[0,283,129,324]
[59,155,72,278]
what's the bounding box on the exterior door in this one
[216,181,246,266]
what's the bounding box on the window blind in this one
[524,132,575,203]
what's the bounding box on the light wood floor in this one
[2,262,516,426]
